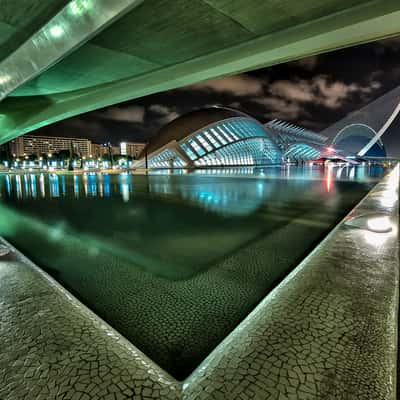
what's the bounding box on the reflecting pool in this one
[0,165,386,379]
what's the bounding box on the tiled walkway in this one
[0,166,398,399]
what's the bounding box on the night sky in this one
[34,36,400,155]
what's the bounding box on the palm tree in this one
[68,141,75,171]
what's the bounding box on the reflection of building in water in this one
[9,135,92,157]
[103,174,111,197]
[87,174,98,196]
[74,175,80,198]
[0,166,383,204]
[15,175,22,199]
[5,175,11,196]
[49,174,60,198]
[30,175,37,198]
[119,173,131,202]
[148,176,273,216]
[40,174,45,198]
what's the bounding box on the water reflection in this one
[103,174,111,197]
[50,174,60,198]
[87,173,97,196]
[74,175,79,198]
[30,174,37,198]
[0,165,386,216]
[0,164,388,379]
[5,175,11,196]
[119,173,131,203]
[15,175,22,199]
[40,174,45,198]
[325,165,333,193]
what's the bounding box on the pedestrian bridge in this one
[0,0,399,143]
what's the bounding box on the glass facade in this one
[194,138,281,166]
[178,117,282,166]
[141,113,329,169]
[284,144,321,161]
[147,148,187,168]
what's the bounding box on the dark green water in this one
[0,165,385,379]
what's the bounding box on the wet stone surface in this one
[0,248,180,400]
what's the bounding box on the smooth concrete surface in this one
[0,0,144,101]
[0,166,398,399]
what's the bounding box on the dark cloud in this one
[189,75,265,96]
[33,35,400,154]
[291,56,319,71]
[95,106,146,123]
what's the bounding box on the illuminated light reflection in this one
[87,173,97,196]
[325,166,332,192]
[74,175,80,198]
[83,174,88,196]
[40,174,45,198]
[103,174,111,197]
[5,175,11,196]
[30,175,37,198]
[379,192,397,208]
[50,174,60,198]
[362,230,393,247]
[366,215,392,233]
[23,174,29,195]
[120,182,130,202]
[15,175,22,199]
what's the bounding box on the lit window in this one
[211,129,227,145]
[217,126,234,143]
[196,135,213,152]
[226,124,240,140]
[188,139,206,156]
[180,143,197,160]
[204,131,221,148]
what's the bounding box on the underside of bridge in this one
[0,0,399,143]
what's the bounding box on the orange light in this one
[326,170,332,192]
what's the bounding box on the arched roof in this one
[144,106,253,155]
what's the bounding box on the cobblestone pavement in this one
[0,166,398,399]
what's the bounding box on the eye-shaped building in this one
[135,106,331,168]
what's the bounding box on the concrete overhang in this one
[0,0,399,143]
